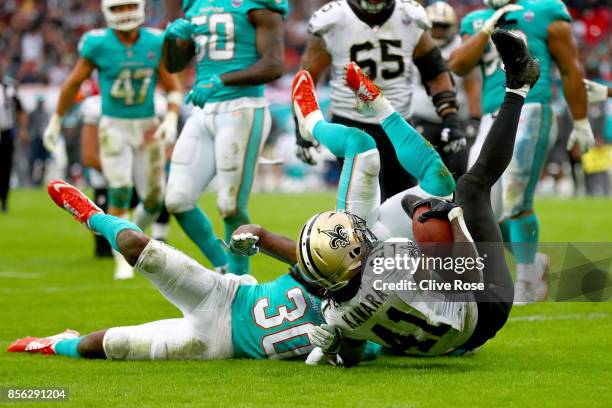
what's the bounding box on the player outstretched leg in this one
[343,62,455,198]
[293,70,381,221]
[452,30,540,350]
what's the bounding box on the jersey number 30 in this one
[253,288,314,359]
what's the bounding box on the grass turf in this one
[0,190,611,407]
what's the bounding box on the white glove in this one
[43,114,63,153]
[482,4,523,36]
[308,324,340,353]
[153,111,179,146]
[583,79,609,104]
[229,233,260,257]
[305,347,343,366]
[567,118,595,154]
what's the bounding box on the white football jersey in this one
[308,0,431,124]
[410,35,469,123]
[323,239,478,356]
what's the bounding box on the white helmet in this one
[102,0,145,32]
[484,0,512,9]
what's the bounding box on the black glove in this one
[441,112,468,154]
[465,116,481,140]
[294,116,318,166]
[413,198,460,222]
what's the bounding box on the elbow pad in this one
[414,46,450,85]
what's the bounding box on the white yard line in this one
[510,312,609,322]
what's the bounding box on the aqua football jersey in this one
[79,27,163,119]
[184,0,288,103]
[231,274,325,360]
[460,0,571,114]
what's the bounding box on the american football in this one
[1,0,610,407]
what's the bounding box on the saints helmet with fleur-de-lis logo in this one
[296,211,377,291]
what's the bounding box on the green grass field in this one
[1,190,611,407]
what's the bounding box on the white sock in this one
[152,222,169,241]
[373,96,395,123]
[506,85,530,99]
[133,203,159,231]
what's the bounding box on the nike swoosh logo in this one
[292,74,309,97]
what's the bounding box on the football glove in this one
[43,114,62,153]
[441,113,468,154]
[165,18,194,41]
[229,233,260,257]
[308,324,341,354]
[186,75,225,108]
[294,116,320,166]
[481,4,523,36]
[583,79,609,104]
[567,118,595,154]
[153,111,179,146]
[413,198,460,222]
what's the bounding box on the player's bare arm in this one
[299,35,331,84]
[220,9,284,86]
[162,37,195,73]
[158,61,183,113]
[448,33,488,76]
[232,224,297,265]
[548,21,587,122]
[42,58,95,152]
[464,68,483,120]
[548,20,594,154]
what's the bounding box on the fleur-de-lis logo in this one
[321,225,350,249]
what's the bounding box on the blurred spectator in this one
[27,95,49,186]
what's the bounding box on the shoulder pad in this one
[397,0,431,30]
[308,1,345,36]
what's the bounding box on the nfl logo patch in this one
[524,11,534,22]
[148,51,155,61]
[232,0,243,7]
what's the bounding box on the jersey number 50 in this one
[194,14,236,62]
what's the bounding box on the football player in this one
[42,0,183,279]
[448,0,595,304]
[237,30,539,365]
[161,0,287,276]
[297,0,467,200]
[410,2,483,180]
[8,180,381,363]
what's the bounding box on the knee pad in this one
[102,328,132,360]
[165,185,197,214]
[108,187,133,209]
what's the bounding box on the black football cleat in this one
[491,29,540,89]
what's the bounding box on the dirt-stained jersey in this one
[323,239,478,356]
[410,35,469,123]
[308,0,431,124]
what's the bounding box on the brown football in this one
[412,205,453,244]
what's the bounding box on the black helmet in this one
[348,0,395,15]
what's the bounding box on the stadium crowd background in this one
[1,0,610,196]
